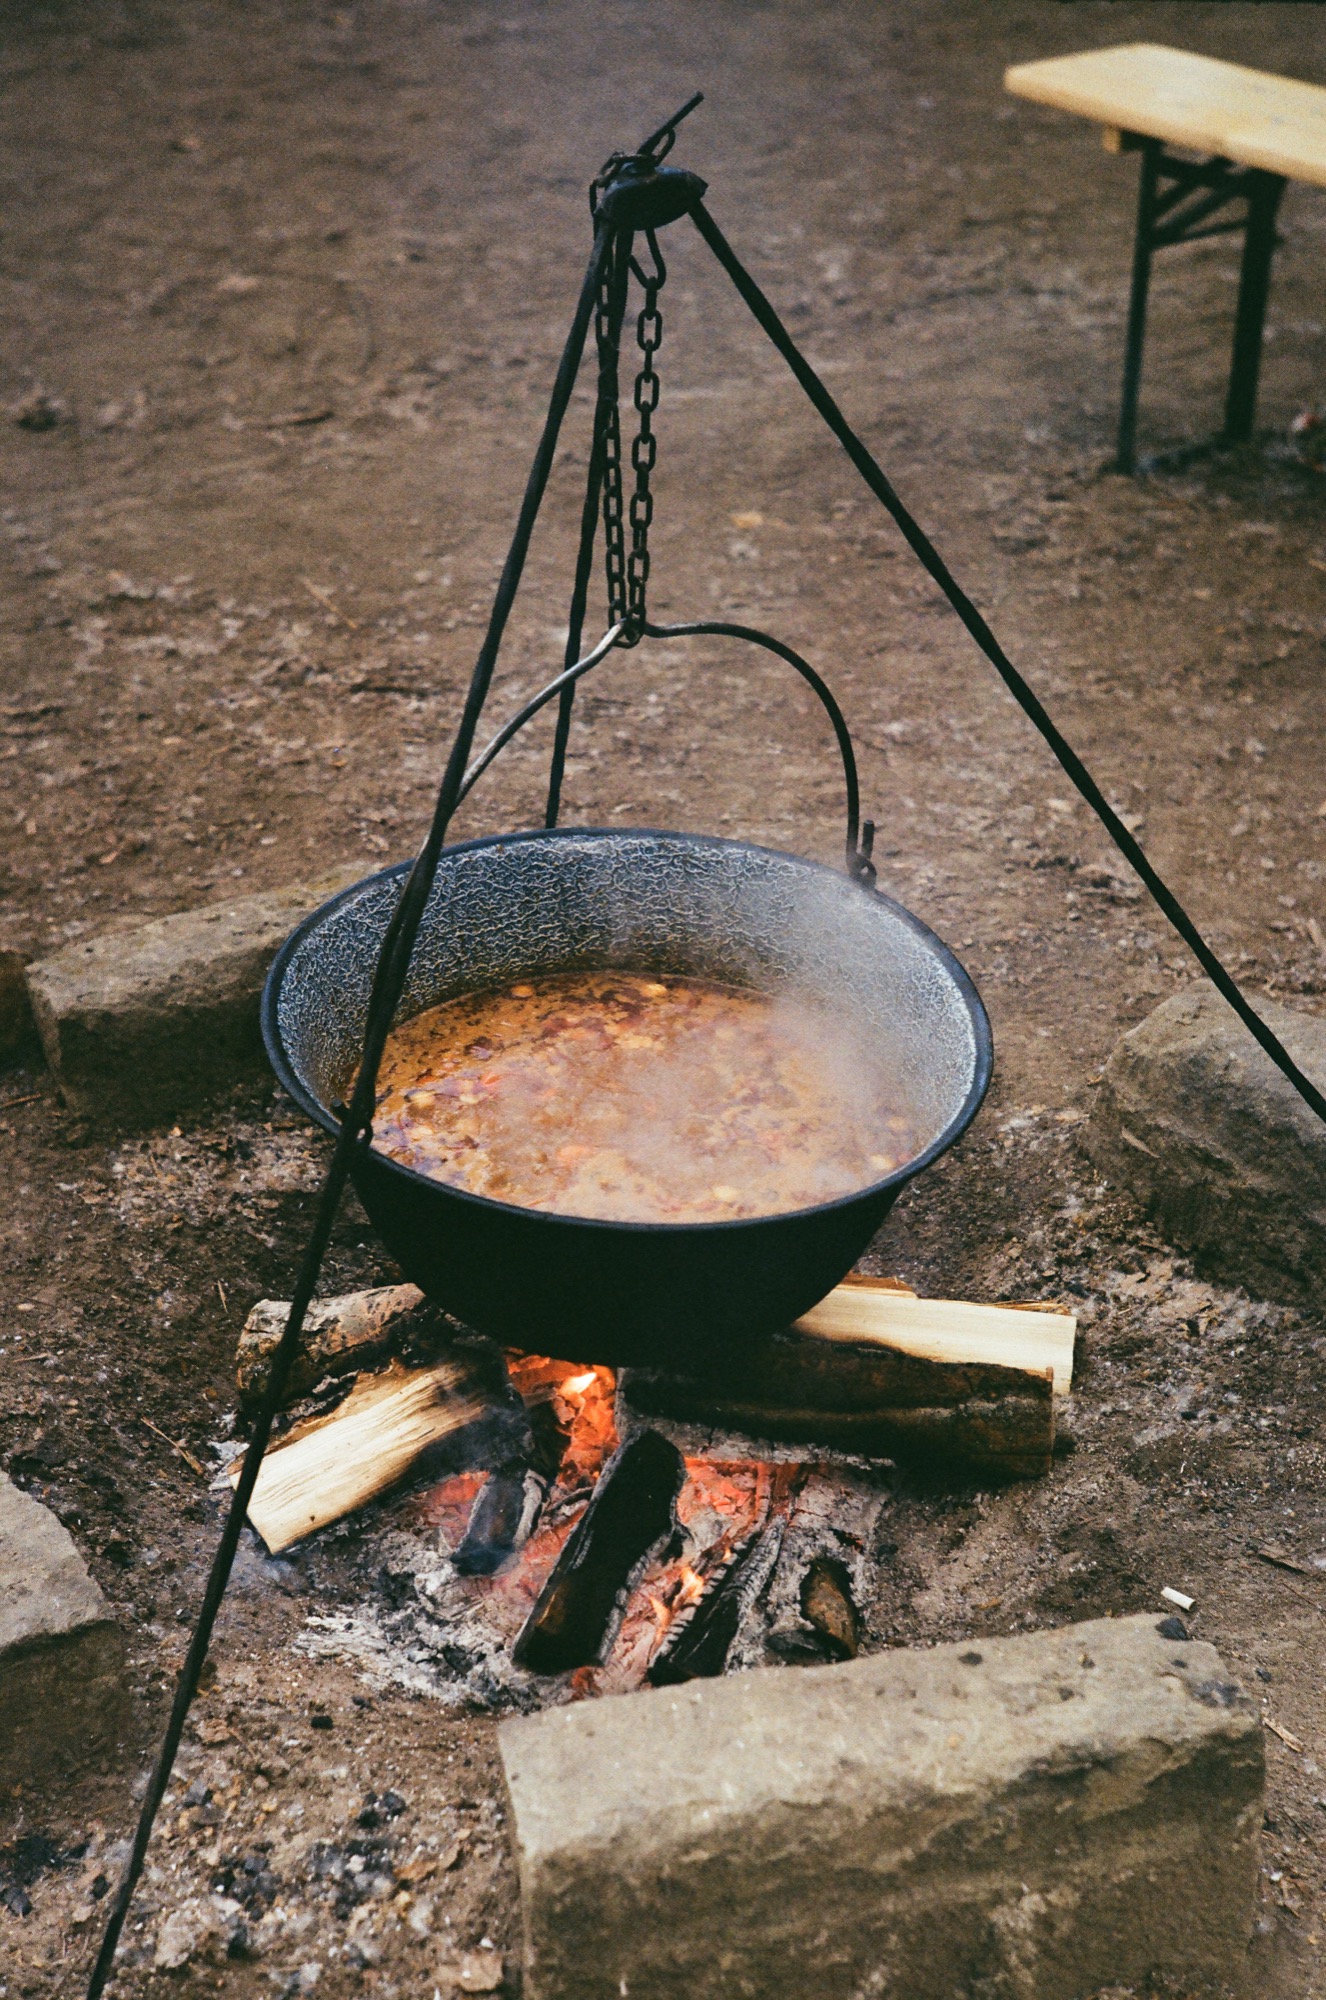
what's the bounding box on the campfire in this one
[405,1355,856,1701]
[231,1280,1073,1713]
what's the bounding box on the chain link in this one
[596,232,666,639]
[594,248,629,631]
[625,268,663,629]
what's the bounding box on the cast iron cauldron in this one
[262,827,992,1369]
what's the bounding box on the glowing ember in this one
[409,1355,817,1694]
[576,1459,805,1697]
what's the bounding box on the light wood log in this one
[233,1359,489,1554]
[800,1277,1076,1396]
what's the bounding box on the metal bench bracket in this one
[1116,136,1286,473]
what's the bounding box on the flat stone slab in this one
[0,1472,128,1786]
[26,864,363,1127]
[500,1613,1262,2000]
[1087,985,1326,1305]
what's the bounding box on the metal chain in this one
[625,234,666,631]
[595,243,629,630]
[596,230,666,640]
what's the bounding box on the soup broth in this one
[370,971,921,1224]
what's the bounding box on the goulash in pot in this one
[370,972,920,1224]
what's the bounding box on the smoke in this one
[375,976,924,1224]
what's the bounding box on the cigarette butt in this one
[1161,1586,1195,1612]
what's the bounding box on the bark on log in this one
[236,1283,427,1407]
[513,1431,684,1676]
[625,1282,1074,1481]
[627,1372,1055,1479]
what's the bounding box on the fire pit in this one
[262,828,991,1367]
[293,1338,899,1713]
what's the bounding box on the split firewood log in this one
[625,1278,1075,1481]
[800,1276,1075,1396]
[236,1283,427,1408]
[232,1359,497,1554]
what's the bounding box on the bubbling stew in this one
[370,971,922,1224]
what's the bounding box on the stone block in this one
[1087,985,1326,1305]
[499,1613,1262,2000]
[25,864,364,1127]
[0,1473,129,1787]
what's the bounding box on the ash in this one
[292,1387,894,1715]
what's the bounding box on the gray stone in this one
[26,864,364,1127]
[0,1472,129,1786]
[1087,985,1326,1305]
[499,1613,1262,2000]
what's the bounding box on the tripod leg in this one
[688,198,1326,1132]
[84,221,611,2000]
[545,412,610,828]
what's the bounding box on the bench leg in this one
[1116,140,1161,475]
[1222,169,1286,445]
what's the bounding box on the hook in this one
[630,227,667,291]
[636,91,704,160]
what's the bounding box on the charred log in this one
[513,1430,684,1676]
[453,1461,548,1577]
[648,1516,785,1686]
[799,1555,860,1660]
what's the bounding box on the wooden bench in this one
[1005,43,1326,471]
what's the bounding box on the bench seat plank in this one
[1005,43,1326,191]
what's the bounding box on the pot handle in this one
[455,616,876,885]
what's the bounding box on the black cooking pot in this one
[262,827,991,1369]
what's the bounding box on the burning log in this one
[453,1461,549,1577]
[513,1431,684,1676]
[799,1555,860,1660]
[625,1279,1074,1481]
[647,1516,786,1686]
[233,1359,498,1554]
[451,1359,616,1577]
[236,1283,427,1408]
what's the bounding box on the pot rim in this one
[261,825,993,1236]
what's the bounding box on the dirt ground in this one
[4,0,1326,1993]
